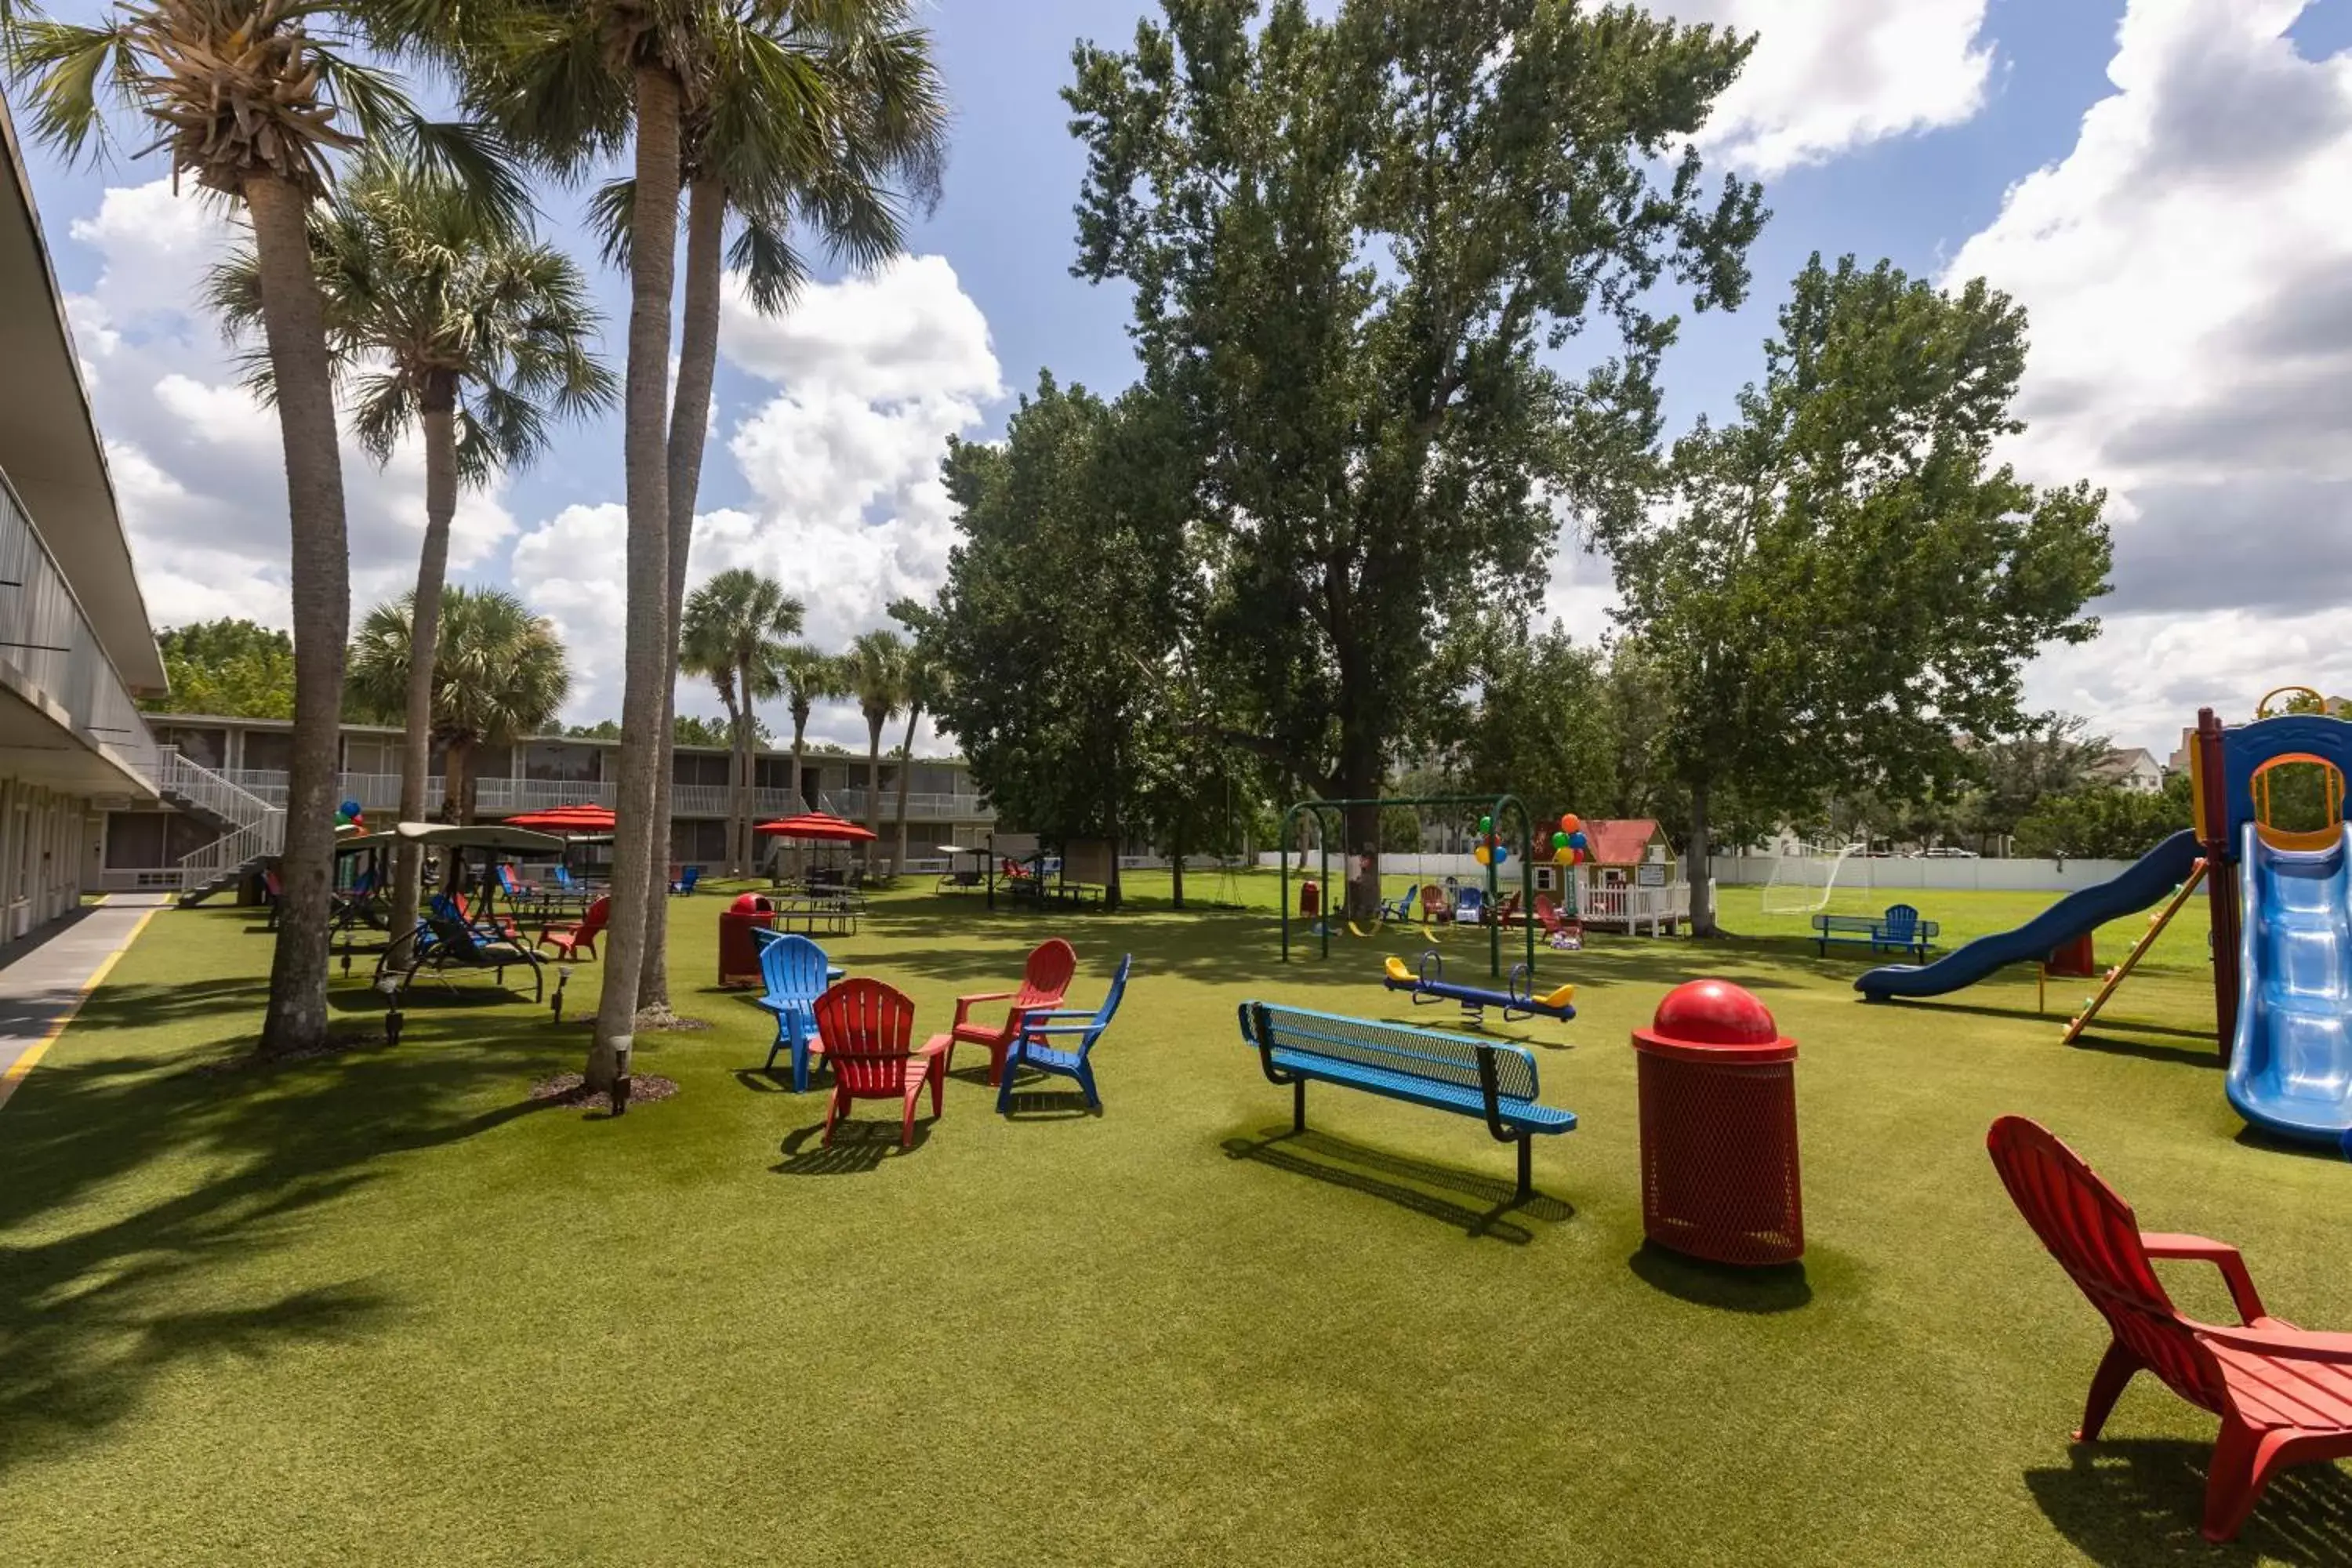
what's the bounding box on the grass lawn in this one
[3,877,2348,1565]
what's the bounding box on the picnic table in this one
[767,892,865,937]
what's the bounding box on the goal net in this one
[1759,841,1867,916]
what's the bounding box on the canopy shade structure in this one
[503,804,619,833]
[332,830,401,853]
[393,822,567,854]
[755,813,877,844]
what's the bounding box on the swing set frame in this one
[1279,793,1538,980]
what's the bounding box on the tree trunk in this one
[894,704,920,880]
[445,739,474,826]
[1340,779,1382,923]
[592,65,684,1091]
[1689,777,1717,937]
[388,387,459,967]
[790,716,808,808]
[1171,818,1186,910]
[637,180,726,1009]
[865,722,884,873]
[247,173,349,1058]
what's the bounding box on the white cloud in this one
[1656,0,1995,176]
[1947,0,2352,749]
[61,179,520,634]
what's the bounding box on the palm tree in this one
[581,2,944,1008]
[775,643,844,814]
[846,629,906,873]
[5,0,527,1055]
[448,0,797,1076]
[348,586,571,823]
[678,569,803,873]
[891,639,945,880]
[207,151,612,964]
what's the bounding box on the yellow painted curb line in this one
[0,902,162,1114]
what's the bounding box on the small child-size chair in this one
[996,955,1131,1115]
[814,978,939,1148]
[757,933,836,1091]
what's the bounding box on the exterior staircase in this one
[162,751,286,906]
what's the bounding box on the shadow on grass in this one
[1220,1126,1572,1243]
[998,1083,1097,1120]
[2027,1438,2352,1566]
[0,966,590,1483]
[1628,1242,1813,1314]
[2231,1124,2352,1163]
[773,1116,931,1174]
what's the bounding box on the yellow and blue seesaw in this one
[1382,949,1575,1028]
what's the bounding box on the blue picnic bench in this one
[1236,1000,1575,1201]
[1812,903,1938,961]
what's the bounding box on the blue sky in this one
[17,1,2352,753]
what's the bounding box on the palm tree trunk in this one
[390,389,459,967]
[637,176,728,1008]
[866,722,883,873]
[790,713,808,810]
[446,739,473,826]
[895,704,920,880]
[734,662,753,873]
[591,64,684,1091]
[247,172,349,1058]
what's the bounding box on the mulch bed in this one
[527,1072,681,1111]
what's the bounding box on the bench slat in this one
[1269,1047,1575,1132]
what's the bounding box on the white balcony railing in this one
[0,470,162,793]
[207,771,985,825]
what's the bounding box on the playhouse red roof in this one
[1581,818,1666,866]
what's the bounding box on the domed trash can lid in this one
[728,892,772,914]
[1632,978,1796,1064]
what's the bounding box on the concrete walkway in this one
[0,892,169,1112]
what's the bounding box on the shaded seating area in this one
[536,895,609,961]
[946,937,1077,1086]
[386,913,546,1002]
[997,953,1131,1114]
[1987,1115,2352,1544]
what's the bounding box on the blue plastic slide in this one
[1855,829,2204,1000]
[2227,822,2352,1147]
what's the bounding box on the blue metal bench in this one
[1236,1001,1575,1200]
[1812,902,1939,960]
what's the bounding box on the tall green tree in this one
[775,643,844,817]
[347,586,571,823]
[7,0,524,1054]
[1957,713,2111,849]
[143,619,297,719]
[1455,625,1622,825]
[572,1,945,1010]
[208,151,612,963]
[931,376,1197,913]
[1598,255,2113,933]
[450,0,730,1068]
[678,568,804,873]
[1064,0,1765,919]
[844,628,906,872]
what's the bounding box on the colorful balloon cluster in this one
[1471,814,1512,868]
[1551,813,1589,867]
[336,797,365,832]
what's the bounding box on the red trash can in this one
[1298,880,1321,920]
[1632,979,1802,1265]
[718,893,775,989]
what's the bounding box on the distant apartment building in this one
[102,714,994,895]
[0,99,169,938]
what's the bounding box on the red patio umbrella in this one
[754,812,877,844]
[504,804,618,833]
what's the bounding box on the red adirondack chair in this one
[537,895,610,961]
[1987,1115,2352,1542]
[815,979,942,1148]
[946,938,1078,1086]
[1418,885,1450,924]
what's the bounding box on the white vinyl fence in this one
[1711,854,2147,895]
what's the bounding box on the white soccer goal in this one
[1759,841,1868,916]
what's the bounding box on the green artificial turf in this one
[2,882,2348,1566]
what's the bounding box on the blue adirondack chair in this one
[1378,884,1421,922]
[1454,886,1486,924]
[996,954,1132,1115]
[757,934,836,1091]
[670,865,702,895]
